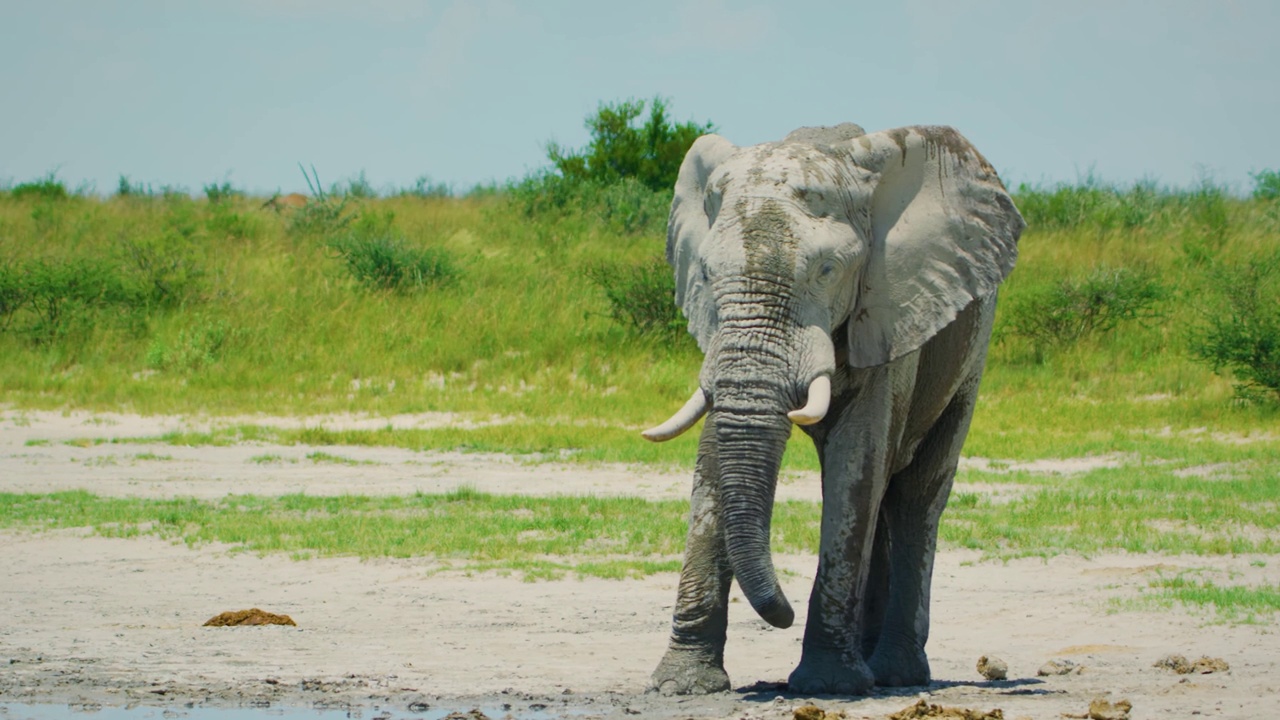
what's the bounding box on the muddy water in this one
[0,703,578,720]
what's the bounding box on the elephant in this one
[642,123,1024,695]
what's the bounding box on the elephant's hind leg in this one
[867,381,981,688]
[650,416,733,695]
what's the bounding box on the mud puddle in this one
[0,703,588,720]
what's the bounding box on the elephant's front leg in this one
[868,379,982,687]
[650,414,734,695]
[787,379,893,695]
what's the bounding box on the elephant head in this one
[643,124,1023,629]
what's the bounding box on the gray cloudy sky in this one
[2,1,1276,195]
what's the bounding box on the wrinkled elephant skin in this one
[645,123,1024,695]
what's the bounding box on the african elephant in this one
[642,123,1024,695]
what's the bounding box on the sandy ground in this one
[1,409,1277,719]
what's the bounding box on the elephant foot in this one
[868,642,930,688]
[787,649,874,696]
[649,647,731,695]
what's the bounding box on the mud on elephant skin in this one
[643,123,1024,695]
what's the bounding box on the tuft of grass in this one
[248,453,289,464]
[0,490,781,579]
[1118,571,1280,624]
[305,451,374,466]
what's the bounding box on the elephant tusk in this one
[788,375,831,426]
[641,389,709,442]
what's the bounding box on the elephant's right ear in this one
[667,134,737,353]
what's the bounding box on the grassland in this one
[2,173,1279,619]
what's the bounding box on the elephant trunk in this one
[715,385,795,628]
[708,298,836,629]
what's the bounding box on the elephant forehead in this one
[715,143,837,193]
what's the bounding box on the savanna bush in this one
[119,230,206,308]
[327,211,458,292]
[1014,178,1170,231]
[1190,252,1280,402]
[510,97,711,233]
[0,257,147,342]
[287,165,355,235]
[587,256,685,337]
[1251,169,1280,201]
[203,180,240,204]
[9,173,69,202]
[146,319,232,371]
[1002,266,1166,352]
[547,96,715,193]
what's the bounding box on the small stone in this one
[976,655,1008,681]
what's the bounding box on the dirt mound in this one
[202,608,297,627]
[1038,658,1084,676]
[1154,654,1229,674]
[888,699,1004,719]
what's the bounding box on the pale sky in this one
[2,1,1276,196]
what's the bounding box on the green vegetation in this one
[547,96,714,193]
[2,103,1279,615]
[0,489,812,580]
[1111,569,1280,624]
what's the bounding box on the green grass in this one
[0,489,815,579]
[1147,575,1280,624]
[1,460,1275,570]
[946,461,1280,557]
[2,184,1277,466]
[1111,569,1280,624]
[305,450,375,466]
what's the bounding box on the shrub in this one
[0,258,145,343]
[118,230,205,307]
[507,174,670,235]
[399,175,453,199]
[10,173,69,202]
[1013,177,1169,231]
[547,96,714,193]
[328,211,458,292]
[146,319,231,371]
[1190,253,1280,402]
[338,171,378,199]
[203,180,239,204]
[1251,169,1280,201]
[205,204,259,241]
[116,175,154,198]
[1003,266,1165,351]
[587,256,684,337]
[289,164,354,235]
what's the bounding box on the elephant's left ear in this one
[841,126,1024,368]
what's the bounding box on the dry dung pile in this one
[794,704,845,720]
[976,654,1008,680]
[1153,654,1229,674]
[202,608,297,626]
[888,699,1004,719]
